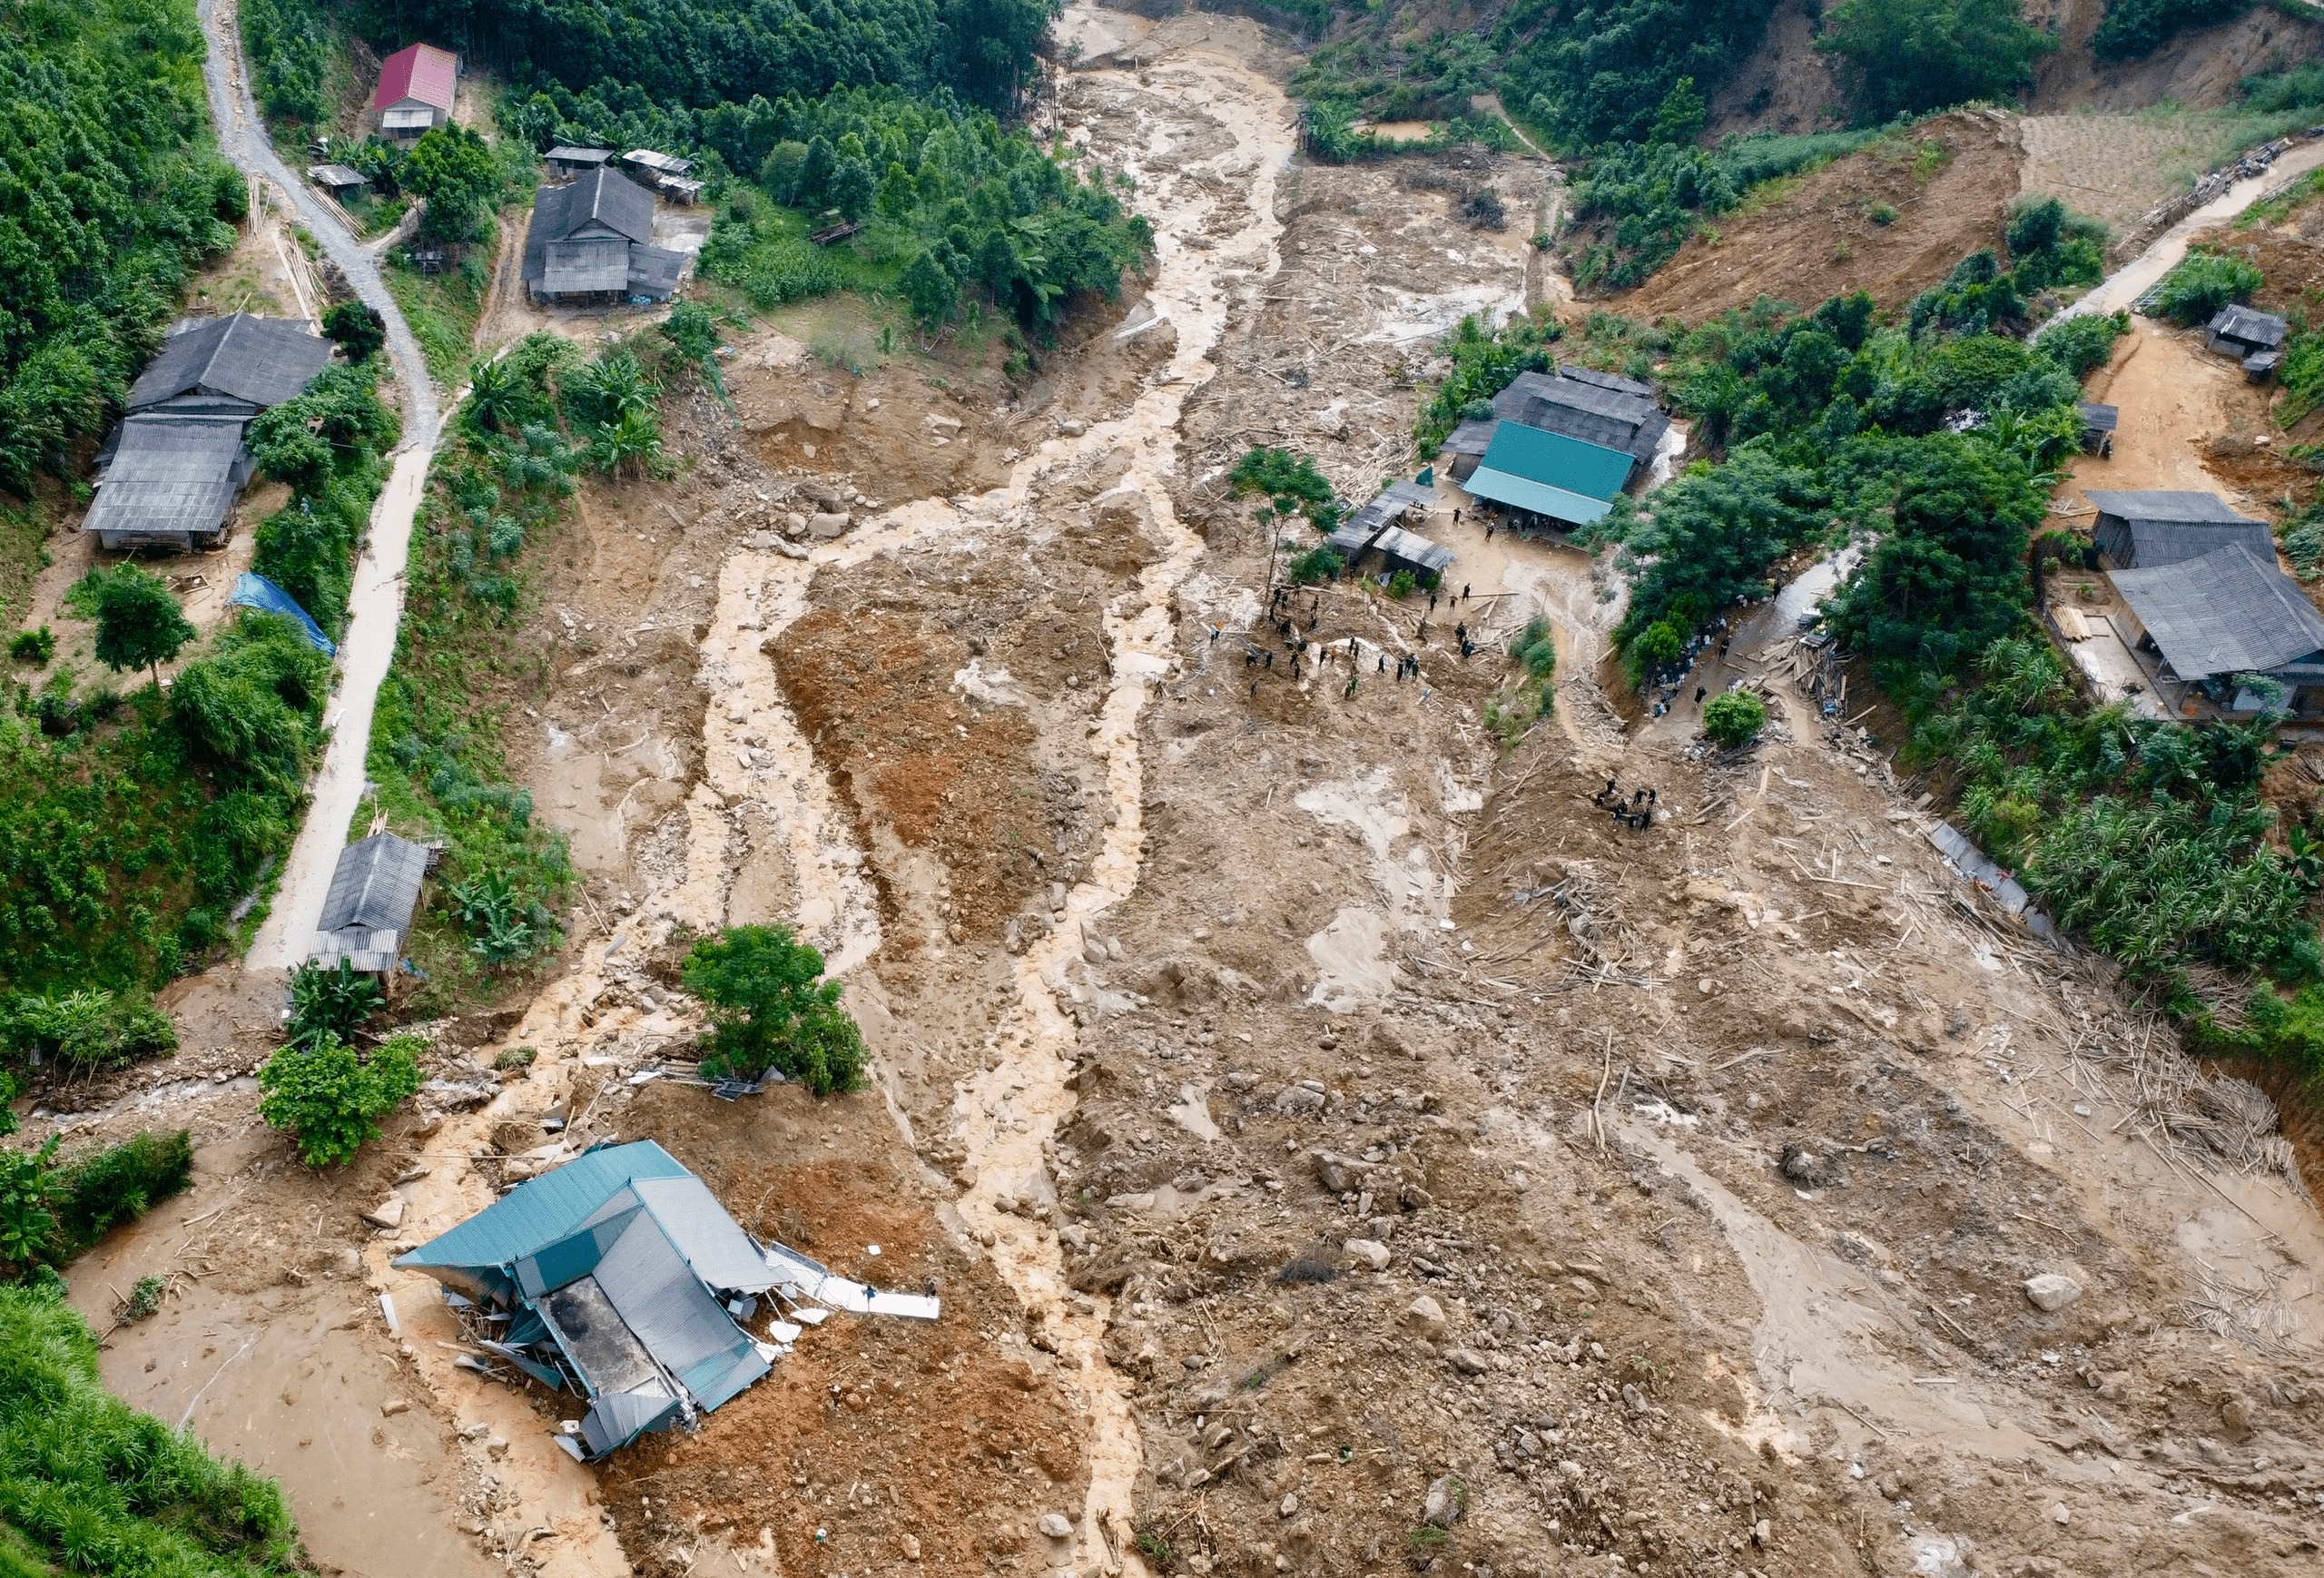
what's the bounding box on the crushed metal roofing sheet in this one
[374,42,457,111]
[590,1207,768,1410]
[1555,365,1656,399]
[587,1175,783,1295]
[2110,544,2324,679]
[128,315,330,413]
[317,833,428,935]
[2077,401,2119,431]
[1478,421,1633,502]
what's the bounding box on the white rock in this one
[1037,1513,1073,1540]
[2024,1273,2083,1313]
[362,1197,406,1229]
[1401,1294,1447,1342]
[1344,1238,1391,1271]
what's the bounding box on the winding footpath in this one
[194,0,447,969]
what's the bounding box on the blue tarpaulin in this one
[229,572,335,656]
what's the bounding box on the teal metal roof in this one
[1464,466,1614,527]
[1477,422,1633,502]
[396,1140,692,1276]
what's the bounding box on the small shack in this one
[2206,304,2289,380]
[372,43,458,142]
[1462,422,1633,530]
[621,149,696,198]
[2076,401,2117,458]
[307,163,369,201]
[395,1140,938,1460]
[311,833,431,978]
[1325,479,1452,578]
[543,146,613,180]
[2086,489,2273,571]
[2108,543,2324,711]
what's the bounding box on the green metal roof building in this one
[1463,422,1635,528]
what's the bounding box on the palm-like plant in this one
[466,355,523,434]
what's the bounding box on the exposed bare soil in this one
[2026,0,2324,116]
[1609,110,2027,322]
[36,12,2324,1578]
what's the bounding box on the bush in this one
[0,989,177,1071]
[1512,615,1557,678]
[82,565,195,684]
[2093,0,2250,62]
[322,300,386,363]
[286,959,384,1047]
[6,628,53,665]
[1231,448,1340,528]
[1287,546,1344,585]
[257,1032,425,1167]
[1817,0,2055,123]
[1702,690,1768,745]
[682,924,867,1094]
[2154,251,2263,327]
[2034,311,2129,378]
[50,1130,193,1258]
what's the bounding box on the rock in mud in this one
[1311,1149,1364,1193]
[1037,1513,1073,1540]
[1274,1080,1326,1115]
[2024,1273,2083,1312]
[808,511,852,539]
[1423,1474,1462,1528]
[1446,1347,1489,1376]
[363,1197,406,1229]
[783,511,807,537]
[1778,1144,1832,1186]
[1344,1238,1390,1271]
[1402,1295,1447,1342]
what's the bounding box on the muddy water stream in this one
[655,15,1300,1569]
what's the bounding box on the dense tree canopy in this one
[361,0,1056,115]
[0,0,247,492]
[1817,0,2056,123]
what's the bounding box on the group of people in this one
[1593,777,1657,832]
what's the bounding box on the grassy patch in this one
[383,244,491,389]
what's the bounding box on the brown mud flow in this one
[41,6,2324,1577]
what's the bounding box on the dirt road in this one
[197,0,447,971]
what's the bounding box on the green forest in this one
[0,0,248,499]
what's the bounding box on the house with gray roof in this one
[2206,304,2289,379]
[2087,489,2275,571]
[1440,367,1669,489]
[522,166,687,303]
[1325,479,1452,577]
[84,315,330,553]
[312,833,432,977]
[2108,544,2324,712]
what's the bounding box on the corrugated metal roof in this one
[396,1140,694,1276]
[309,163,368,190]
[1556,365,1656,399]
[317,833,428,934]
[2110,544,2324,679]
[542,238,634,296]
[1439,419,1497,457]
[526,169,656,283]
[373,43,457,112]
[1464,466,1614,527]
[2086,489,2257,526]
[627,1176,785,1293]
[128,315,331,414]
[2077,401,2118,431]
[1487,370,1664,464]
[2210,304,2288,348]
[1478,422,1633,501]
[2096,517,2276,571]
[544,146,612,164]
[626,245,688,299]
[81,415,245,542]
[623,149,694,175]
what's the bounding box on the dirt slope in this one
[2026,0,2324,115]
[1611,109,2025,322]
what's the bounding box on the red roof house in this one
[372,43,457,138]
